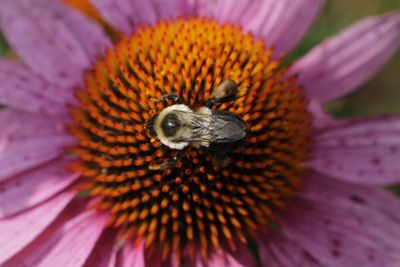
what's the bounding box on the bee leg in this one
[149,150,185,171]
[206,94,241,108]
[205,99,217,108]
[154,93,183,104]
[159,159,178,170]
[149,158,177,171]
[211,154,230,167]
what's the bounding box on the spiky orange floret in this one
[67,18,312,263]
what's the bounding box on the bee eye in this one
[161,113,180,137]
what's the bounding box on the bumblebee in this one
[147,79,246,169]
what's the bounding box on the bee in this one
[147,79,246,169]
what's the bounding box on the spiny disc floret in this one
[68,18,311,263]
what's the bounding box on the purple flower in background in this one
[0,0,399,266]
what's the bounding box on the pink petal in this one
[0,0,108,89]
[89,0,193,34]
[0,159,79,219]
[309,115,400,184]
[258,234,326,267]
[196,0,323,54]
[52,1,111,62]
[88,0,132,34]
[0,110,75,182]
[308,100,334,129]
[0,190,75,265]
[4,209,108,267]
[116,242,145,267]
[196,253,244,267]
[0,59,73,115]
[228,241,259,267]
[290,12,400,103]
[83,229,117,267]
[260,174,400,266]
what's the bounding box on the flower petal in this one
[309,115,400,184]
[259,174,400,266]
[3,209,108,267]
[51,1,111,62]
[196,253,244,267]
[308,100,334,129]
[83,229,117,267]
[117,242,145,267]
[0,60,74,115]
[0,110,75,182]
[290,12,400,103]
[87,0,132,34]
[0,0,108,89]
[196,0,323,54]
[88,0,193,34]
[258,234,326,267]
[0,190,75,265]
[0,159,79,219]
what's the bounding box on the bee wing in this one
[186,110,245,143]
[207,110,246,143]
[172,110,246,144]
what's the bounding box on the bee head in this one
[150,104,193,150]
[160,113,181,137]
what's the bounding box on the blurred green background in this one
[0,0,399,191]
[291,0,400,117]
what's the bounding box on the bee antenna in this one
[146,115,158,136]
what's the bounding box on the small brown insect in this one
[208,79,239,107]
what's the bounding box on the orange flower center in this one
[67,18,312,264]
